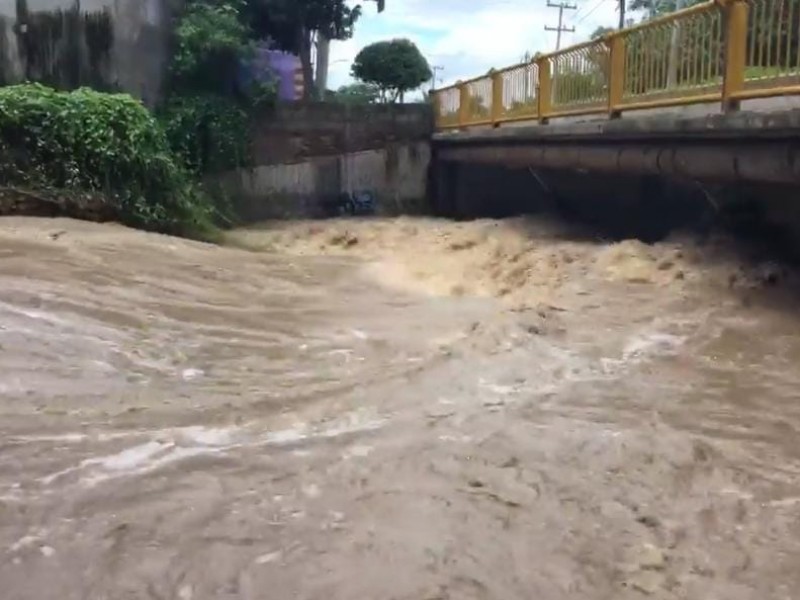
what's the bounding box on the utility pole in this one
[430,65,444,91]
[618,0,626,29]
[544,1,577,51]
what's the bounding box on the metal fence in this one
[433,0,800,129]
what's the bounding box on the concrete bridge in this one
[429,0,800,221]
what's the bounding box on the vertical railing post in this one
[722,0,748,113]
[491,69,504,127]
[537,55,552,124]
[458,81,469,127]
[607,33,626,119]
[432,90,442,129]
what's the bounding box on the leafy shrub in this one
[161,0,276,177]
[248,78,278,110]
[0,83,217,236]
[159,93,250,174]
[171,1,254,94]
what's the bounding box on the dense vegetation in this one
[158,0,263,176]
[0,0,267,238]
[0,84,216,237]
[0,0,397,237]
[247,0,386,98]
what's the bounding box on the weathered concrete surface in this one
[434,109,800,185]
[251,103,434,165]
[0,0,177,106]
[220,143,431,221]
[435,107,800,143]
[219,104,434,220]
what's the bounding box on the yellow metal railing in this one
[433,0,800,129]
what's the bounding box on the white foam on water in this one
[622,332,685,362]
[40,435,238,486]
[82,446,225,487]
[181,368,205,381]
[177,426,236,446]
[263,426,309,445]
[255,551,282,565]
[343,444,373,459]
[9,535,41,553]
[478,379,518,396]
[0,302,71,326]
[86,441,166,471]
[37,413,388,488]
[10,433,89,444]
[594,331,687,377]
[318,418,386,440]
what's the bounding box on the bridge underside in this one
[430,109,800,246]
[433,109,800,186]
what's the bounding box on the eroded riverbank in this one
[2,216,800,599]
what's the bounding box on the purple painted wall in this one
[246,46,303,102]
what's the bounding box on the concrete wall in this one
[0,0,176,106]
[249,102,434,164]
[222,143,431,220]
[220,103,434,220]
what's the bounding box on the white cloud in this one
[329,0,623,89]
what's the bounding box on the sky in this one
[328,0,624,91]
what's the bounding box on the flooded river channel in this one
[1,216,800,599]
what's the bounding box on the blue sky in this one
[328,0,624,90]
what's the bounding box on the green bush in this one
[160,0,276,177]
[159,93,250,174]
[0,83,217,236]
[171,1,254,93]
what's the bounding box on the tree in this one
[351,39,432,103]
[330,82,381,104]
[171,1,254,95]
[627,0,705,20]
[590,26,614,40]
[247,0,385,99]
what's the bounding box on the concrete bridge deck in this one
[433,105,800,186]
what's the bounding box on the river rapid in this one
[1,215,800,599]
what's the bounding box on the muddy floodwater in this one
[2,216,800,599]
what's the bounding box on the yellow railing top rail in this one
[435,0,721,95]
[546,36,609,57]
[493,59,539,77]
[435,0,800,128]
[608,0,717,36]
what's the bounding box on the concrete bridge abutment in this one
[431,109,800,251]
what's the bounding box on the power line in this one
[574,0,610,24]
[544,0,577,50]
[571,0,594,20]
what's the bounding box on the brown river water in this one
[1,215,800,599]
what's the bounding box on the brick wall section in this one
[249,102,434,166]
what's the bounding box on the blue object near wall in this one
[323,191,376,217]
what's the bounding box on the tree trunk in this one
[297,26,315,101]
[315,34,330,100]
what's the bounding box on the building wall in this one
[245,47,304,102]
[0,0,177,106]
